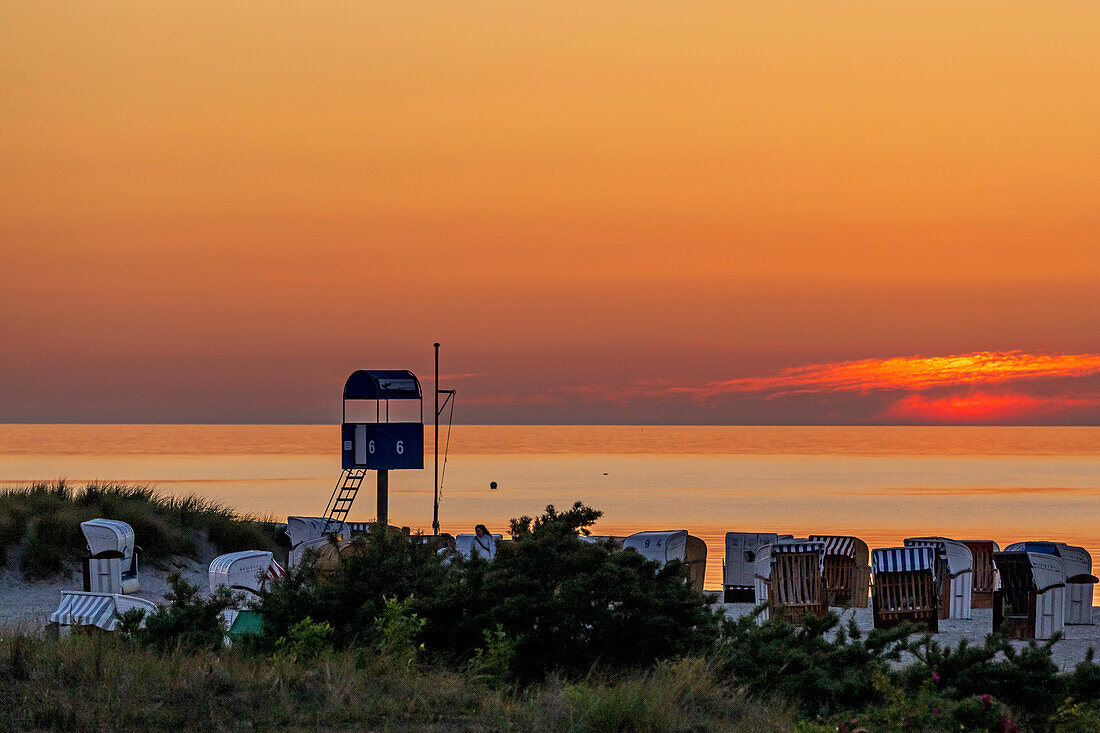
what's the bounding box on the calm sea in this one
[2,425,1098,588]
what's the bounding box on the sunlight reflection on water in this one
[2,425,1097,588]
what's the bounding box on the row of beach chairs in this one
[51,517,1096,645]
[721,532,1097,639]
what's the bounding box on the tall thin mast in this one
[433,342,440,535]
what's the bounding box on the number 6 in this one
[396,440,404,454]
[368,440,375,454]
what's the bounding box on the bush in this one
[124,573,236,651]
[258,502,721,681]
[273,617,334,660]
[257,527,448,649]
[439,501,722,680]
[900,632,1067,729]
[714,609,912,720]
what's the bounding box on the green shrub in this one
[469,624,518,685]
[714,609,912,720]
[0,506,27,563]
[432,502,723,680]
[257,502,721,681]
[127,573,236,651]
[257,527,448,649]
[901,632,1066,729]
[373,596,426,662]
[273,617,333,660]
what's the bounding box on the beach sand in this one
[0,549,215,633]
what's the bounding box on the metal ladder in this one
[323,468,367,529]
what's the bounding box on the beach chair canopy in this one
[996,551,1067,593]
[905,537,973,577]
[623,530,689,565]
[808,535,870,564]
[209,550,283,594]
[724,532,786,587]
[80,519,135,558]
[50,591,157,631]
[1004,542,1095,582]
[1005,541,1059,556]
[872,547,938,575]
[961,539,1001,554]
[756,540,826,580]
[286,516,349,548]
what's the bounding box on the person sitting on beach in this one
[472,524,496,560]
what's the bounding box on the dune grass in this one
[0,634,792,732]
[0,481,280,578]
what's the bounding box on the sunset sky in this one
[2,2,1099,424]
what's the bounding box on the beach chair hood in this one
[1005,542,1096,583]
[80,518,135,558]
[286,516,349,548]
[872,547,938,576]
[209,550,284,594]
[809,535,870,564]
[724,532,783,587]
[623,530,689,565]
[905,537,974,577]
[1026,552,1068,593]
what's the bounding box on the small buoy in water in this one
[489,481,498,491]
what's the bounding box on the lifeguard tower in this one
[326,370,424,528]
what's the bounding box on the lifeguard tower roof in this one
[343,370,422,400]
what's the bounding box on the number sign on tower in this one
[329,370,424,528]
[341,370,424,470]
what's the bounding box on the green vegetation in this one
[0,634,790,732]
[256,501,720,680]
[0,481,280,577]
[3,499,1100,730]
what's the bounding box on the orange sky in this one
[2,2,1099,423]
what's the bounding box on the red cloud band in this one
[668,351,1100,400]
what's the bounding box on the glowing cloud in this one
[671,351,1100,400]
[557,351,1100,413]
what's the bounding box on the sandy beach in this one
[0,549,215,633]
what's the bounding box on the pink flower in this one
[1001,717,1019,733]
[981,694,993,709]
[931,672,941,684]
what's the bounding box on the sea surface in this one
[2,425,1098,588]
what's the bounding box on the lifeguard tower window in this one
[341,370,424,471]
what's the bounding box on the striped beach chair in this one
[755,540,827,624]
[872,547,939,632]
[50,591,157,632]
[905,537,974,620]
[808,535,871,608]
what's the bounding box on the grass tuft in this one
[0,481,279,578]
[0,634,790,732]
